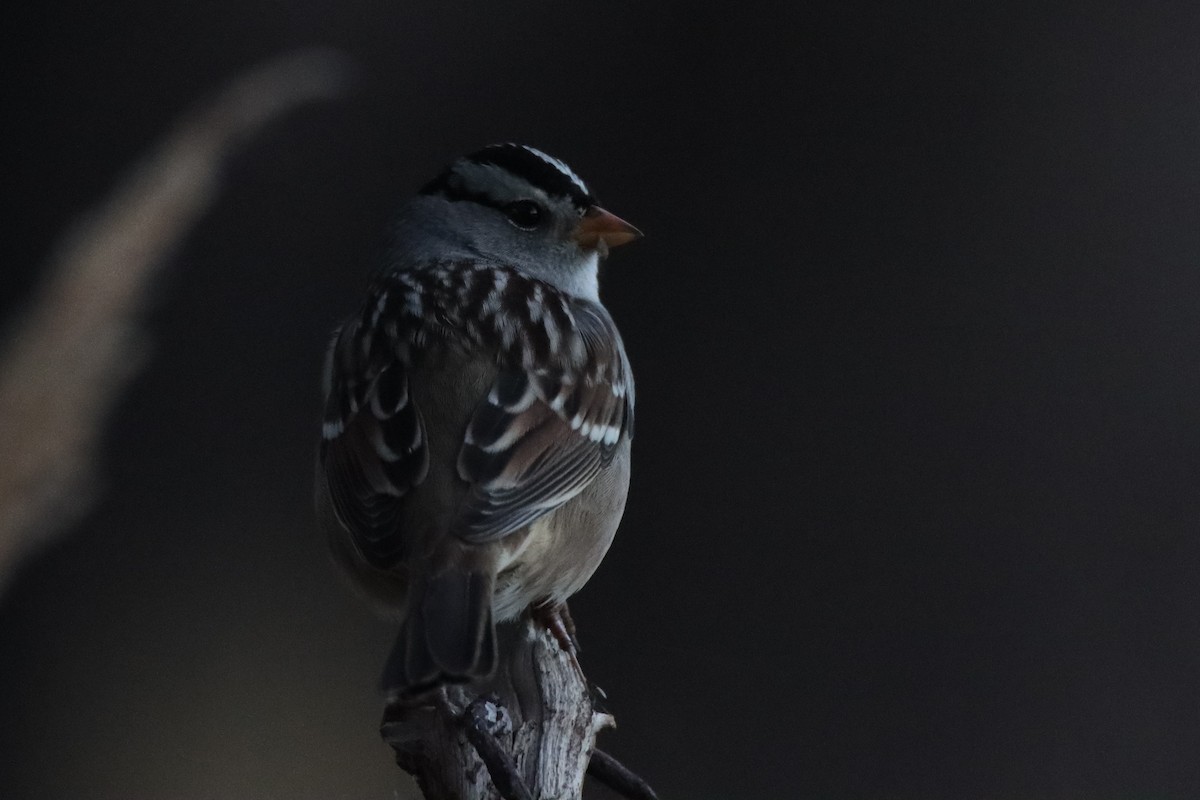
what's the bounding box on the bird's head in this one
[404,144,640,300]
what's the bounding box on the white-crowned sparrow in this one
[317,144,639,694]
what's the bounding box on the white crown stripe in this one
[518,145,589,196]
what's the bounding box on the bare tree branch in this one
[0,48,353,592]
[461,696,534,800]
[382,618,659,800]
[588,749,661,800]
[381,618,657,800]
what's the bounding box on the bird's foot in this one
[532,599,579,652]
[529,602,613,705]
[531,600,587,682]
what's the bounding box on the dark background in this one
[3,2,1199,798]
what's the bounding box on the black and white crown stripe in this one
[421,143,595,211]
[321,260,634,562]
[510,145,589,197]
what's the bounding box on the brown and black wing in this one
[454,299,634,542]
[320,266,634,556]
[319,294,428,569]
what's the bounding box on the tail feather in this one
[382,570,496,695]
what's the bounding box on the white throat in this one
[561,251,601,302]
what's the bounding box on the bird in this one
[316,143,640,696]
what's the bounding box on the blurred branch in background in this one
[0,48,353,594]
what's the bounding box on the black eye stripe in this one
[417,178,547,229]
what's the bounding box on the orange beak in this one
[572,205,642,254]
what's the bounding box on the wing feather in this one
[320,304,428,568]
[320,263,634,559]
[455,298,634,542]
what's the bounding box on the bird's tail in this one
[383,569,497,695]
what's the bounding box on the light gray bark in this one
[382,619,614,800]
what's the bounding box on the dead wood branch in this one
[382,617,658,800]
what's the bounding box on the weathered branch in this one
[0,48,352,593]
[588,749,660,800]
[461,697,534,800]
[382,617,657,800]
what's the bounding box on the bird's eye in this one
[504,200,544,230]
